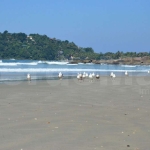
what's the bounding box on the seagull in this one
[77,73,83,81]
[77,73,80,81]
[110,72,114,78]
[92,72,95,77]
[148,70,150,73]
[79,73,83,80]
[96,74,100,79]
[58,72,63,80]
[125,71,128,76]
[112,73,116,80]
[89,73,93,82]
[27,73,31,81]
[85,73,88,78]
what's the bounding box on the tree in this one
[3,30,8,34]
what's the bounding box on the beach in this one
[0,76,150,150]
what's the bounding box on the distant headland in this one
[0,30,150,65]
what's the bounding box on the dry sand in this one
[0,76,150,150]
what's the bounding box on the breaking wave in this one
[0,68,148,72]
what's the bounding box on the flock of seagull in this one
[27,70,150,82]
[76,72,100,82]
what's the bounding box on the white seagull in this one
[112,73,116,80]
[110,72,114,78]
[85,73,89,78]
[77,73,83,82]
[27,73,31,81]
[125,71,128,76]
[92,72,95,77]
[58,72,63,80]
[89,73,93,82]
[77,73,80,81]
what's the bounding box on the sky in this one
[0,0,150,53]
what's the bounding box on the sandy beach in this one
[0,76,150,150]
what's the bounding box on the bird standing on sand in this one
[96,74,100,79]
[112,73,116,80]
[125,71,128,76]
[110,72,114,78]
[27,73,31,81]
[58,72,63,80]
[77,73,79,80]
[92,72,95,77]
[77,73,83,82]
[85,73,88,78]
[79,73,83,80]
[89,73,93,82]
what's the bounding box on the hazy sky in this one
[0,0,150,53]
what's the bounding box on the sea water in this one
[0,59,150,82]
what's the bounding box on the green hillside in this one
[0,30,97,60]
[0,31,149,60]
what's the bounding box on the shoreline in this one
[0,73,150,83]
[1,76,150,86]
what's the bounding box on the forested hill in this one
[0,31,97,60]
[0,31,150,60]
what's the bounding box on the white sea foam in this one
[121,65,136,67]
[67,64,78,65]
[16,62,38,65]
[0,63,17,66]
[0,68,147,72]
[38,60,47,64]
[86,63,94,65]
[38,60,68,64]
[46,61,69,65]
[0,61,69,66]
[38,60,42,63]
[0,62,38,66]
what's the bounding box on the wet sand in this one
[0,76,150,150]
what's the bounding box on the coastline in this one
[0,59,150,82]
[0,77,150,149]
[68,56,150,65]
[0,73,150,83]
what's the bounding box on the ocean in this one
[0,59,150,82]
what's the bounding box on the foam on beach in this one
[0,68,148,72]
[0,59,150,82]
